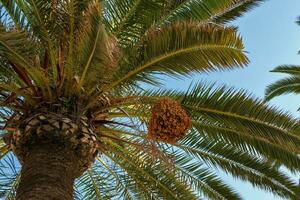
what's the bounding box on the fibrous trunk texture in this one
[16,144,79,200]
[5,113,100,200]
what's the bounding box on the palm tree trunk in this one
[16,143,81,200]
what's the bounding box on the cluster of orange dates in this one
[147,98,191,143]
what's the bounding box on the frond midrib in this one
[185,105,300,142]
[266,82,300,99]
[107,44,244,91]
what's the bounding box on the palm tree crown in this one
[0,0,300,199]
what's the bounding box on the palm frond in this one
[113,83,300,171]
[170,149,242,200]
[104,141,200,200]
[102,0,165,46]
[177,129,299,198]
[12,0,57,79]
[96,156,137,200]
[67,1,120,94]
[77,169,114,200]
[108,23,248,91]
[192,119,300,173]
[65,0,93,68]
[101,0,266,46]
[180,84,300,150]
[0,26,34,68]
[159,0,265,25]
[265,65,300,100]
[265,77,300,101]
[270,65,300,75]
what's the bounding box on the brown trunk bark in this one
[16,143,81,200]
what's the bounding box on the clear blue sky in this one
[161,0,300,199]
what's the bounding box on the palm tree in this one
[0,0,300,199]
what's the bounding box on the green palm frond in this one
[270,65,300,75]
[191,119,300,173]
[101,0,266,46]
[180,84,300,150]
[265,65,300,101]
[0,26,34,69]
[75,2,110,88]
[104,143,201,200]
[13,0,58,78]
[96,156,137,200]
[108,23,248,91]
[172,151,241,200]
[77,169,115,199]
[266,77,300,101]
[159,0,265,25]
[177,129,298,198]
[101,0,165,46]
[114,83,300,172]
[65,0,93,67]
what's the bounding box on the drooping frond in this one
[104,142,199,200]
[108,23,248,91]
[179,83,300,151]
[171,150,242,200]
[177,129,299,198]
[266,77,300,101]
[270,65,300,75]
[100,141,242,200]
[265,65,300,101]
[159,0,265,25]
[191,119,300,173]
[77,168,115,200]
[115,83,300,173]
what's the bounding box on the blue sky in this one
[161,0,300,199]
